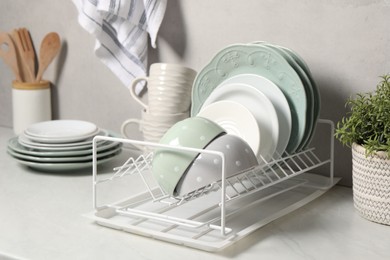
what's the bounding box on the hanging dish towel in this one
[72,0,167,93]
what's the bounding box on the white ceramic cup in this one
[121,110,189,146]
[12,80,52,135]
[129,63,196,114]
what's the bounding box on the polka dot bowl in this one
[152,117,226,196]
[175,134,259,197]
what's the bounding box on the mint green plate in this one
[259,43,314,152]
[7,142,122,163]
[191,44,307,153]
[8,150,121,172]
[279,46,321,150]
[254,42,321,151]
[7,136,119,157]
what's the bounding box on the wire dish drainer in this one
[85,119,340,252]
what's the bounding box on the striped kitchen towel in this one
[72,0,167,93]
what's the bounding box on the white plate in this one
[8,135,119,157]
[18,129,108,151]
[199,83,279,162]
[24,120,98,143]
[197,100,261,156]
[218,74,291,157]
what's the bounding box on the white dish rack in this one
[85,119,340,252]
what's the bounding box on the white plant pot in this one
[352,143,390,225]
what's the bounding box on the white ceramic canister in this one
[12,80,52,135]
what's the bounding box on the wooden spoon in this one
[35,32,61,82]
[0,32,22,81]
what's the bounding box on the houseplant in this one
[335,74,390,225]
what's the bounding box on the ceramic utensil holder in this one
[12,80,52,135]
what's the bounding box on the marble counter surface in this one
[0,126,389,260]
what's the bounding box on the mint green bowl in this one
[152,117,226,196]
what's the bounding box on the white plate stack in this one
[7,120,122,171]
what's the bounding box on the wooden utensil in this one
[10,30,28,82]
[11,28,36,82]
[0,32,22,81]
[35,32,61,82]
[21,28,36,79]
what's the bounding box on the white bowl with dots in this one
[175,134,259,197]
[152,117,226,196]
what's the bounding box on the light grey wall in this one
[0,0,140,139]
[1,0,389,186]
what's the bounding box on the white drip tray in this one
[85,173,339,252]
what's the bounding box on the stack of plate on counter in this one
[191,42,320,162]
[7,120,122,171]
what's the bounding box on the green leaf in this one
[334,74,390,158]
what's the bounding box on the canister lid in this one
[12,80,50,90]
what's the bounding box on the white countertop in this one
[1,126,389,260]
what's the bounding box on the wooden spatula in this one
[11,28,36,82]
[20,28,36,81]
